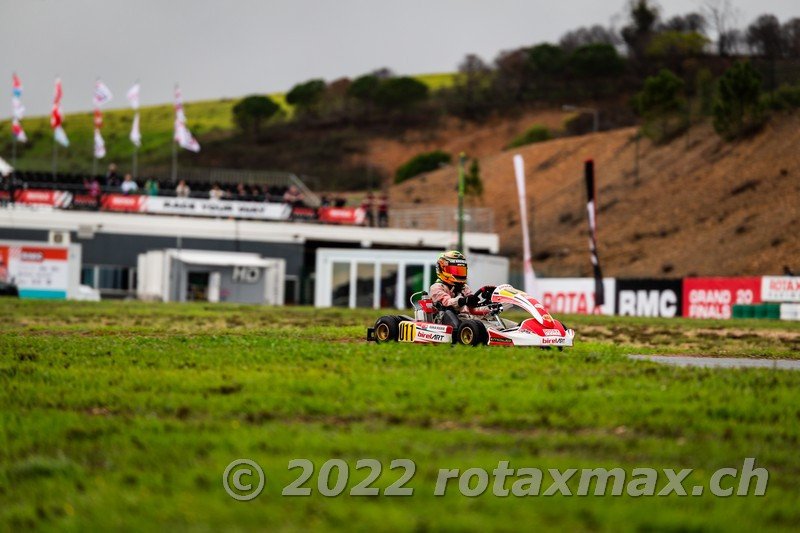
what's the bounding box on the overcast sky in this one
[1,0,797,118]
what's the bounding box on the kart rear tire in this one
[457,320,484,347]
[374,316,400,343]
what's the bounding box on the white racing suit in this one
[429,282,489,328]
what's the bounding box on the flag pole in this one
[52,139,58,179]
[132,144,138,179]
[171,139,177,182]
[11,136,16,168]
[457,152,465,251]
[172,82,178,183]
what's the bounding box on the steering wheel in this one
[476,285,497,305]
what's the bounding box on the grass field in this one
[2,299,799,532]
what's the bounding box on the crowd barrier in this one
[2,187,367,224]
[534,276,800,320]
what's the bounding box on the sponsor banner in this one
[534,278,616,315]
[146,196,291,220]
[99,195,290,220]
[13,189,73,208]
[291,206,318,221]
[73,194,99,207]
[616,279,683,318]
[683,278,761,319]
[101,194,147,212]
[0,244,69,299]
[317,207,366,225]
[761,276,800,303]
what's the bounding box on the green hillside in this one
[0,74,456,177]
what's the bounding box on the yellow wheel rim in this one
[460,327,474,344]
[376,323,391,341]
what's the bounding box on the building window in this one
[331,262,350,307]
[404,265,425,306]
[379,264,398,308]
[81,267,95,288]
[356,263,375,308]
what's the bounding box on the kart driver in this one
[430,250,491,329]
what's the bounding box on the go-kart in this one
[366,284,575,348]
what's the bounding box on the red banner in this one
[101,194,147,212]
[13,189,73,207]
[683,278,761,319]
[317,207,365,225]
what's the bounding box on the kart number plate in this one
[399,321,417,342]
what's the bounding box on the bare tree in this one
[782,18,800,58]
[702,0,740,56]
[659,13,707,34]
[746,14,785,58]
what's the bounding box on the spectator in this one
[105,162,119,188]
[121,174,138,195]
[209,183,224,201]
[84,176,100,209]
[283,185,304,207]
[320,194,330,207]
[176,179,191,198]
[145,178,159,196]
[378,193,389,227]
[361,192,375,227]
[251,185,264,202]
[236,183,249,201]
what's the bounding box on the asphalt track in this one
[626,354,800,371]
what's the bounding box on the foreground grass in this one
[1,299,799,532]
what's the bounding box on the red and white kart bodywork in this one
[367,284,576,348]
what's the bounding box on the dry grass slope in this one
[390,111,800,278]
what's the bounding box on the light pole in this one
[562,105,599,133]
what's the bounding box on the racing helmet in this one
[436,250,468,285]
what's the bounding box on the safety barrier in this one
[532,276,799,320]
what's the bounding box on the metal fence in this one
[389,205,495,233]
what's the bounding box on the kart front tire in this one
[457,320,484,347]
[374,316,400,343]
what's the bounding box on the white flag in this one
[94,128,106,158]
[127,83,140,110]
[175,122,200,152]
[12,100,24,121]
[513,154,536,294]
[94,80,113,107]
[173,84,200,152]
[54,125,69,147]
[130,112,141,147]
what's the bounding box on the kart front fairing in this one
[480,284,576,347]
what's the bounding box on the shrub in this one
[634,69,687,143]
[232,95,281,135]
[763,84,800,110]
[286,79,326,112]
[507,124,552,149]
[465,158,483,197]
[394,151,451,184]
[713,61,765,140]
[375,77,429,110]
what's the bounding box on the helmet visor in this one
[443,265,467,278]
